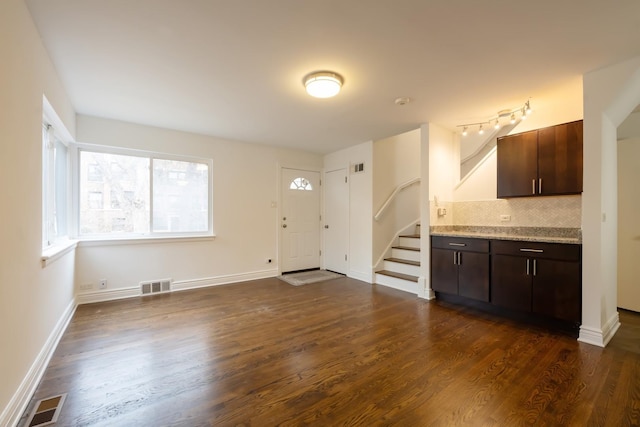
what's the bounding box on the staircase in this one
[375,224,421,294]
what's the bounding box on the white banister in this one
[374,177,420,221]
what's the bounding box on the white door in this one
[324,168,349,274]
[281,168,321,273]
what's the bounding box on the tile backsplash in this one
[430,195,581,228]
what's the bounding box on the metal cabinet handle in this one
[453,252,457,265]
[520,248,544,253]
[539,178,543,194]
[526,259,530,275]
[532,179,536,195]
[457,252,462,265]
[533,259,537,276]
[448,243,466,247]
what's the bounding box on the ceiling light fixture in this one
[457,99,532,136]
[304,71,343,98]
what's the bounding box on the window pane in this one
[80,151,150,235]
[152,159,208,232]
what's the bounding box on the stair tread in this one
[392,245,420,252]
[399,234,421,239]
[385,257,420,266]
[376,270,419,282]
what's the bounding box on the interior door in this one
[324,168,348,274]
[281,168,320,273]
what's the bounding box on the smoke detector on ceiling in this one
[394,97,411,106]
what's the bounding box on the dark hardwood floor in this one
[21,277,640,426]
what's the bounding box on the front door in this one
[281,168,320,273]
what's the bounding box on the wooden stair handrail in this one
[374,177,420,221]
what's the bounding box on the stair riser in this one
[382,261,420,276]
[398,237,420,249]
[375,274,418,294]
[391,248,420,262]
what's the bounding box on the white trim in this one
[348,269,373,284]
[417,276,435,300]
[172,269,278,291]
[578,311,621,347]
[78,235,216,248]
[0,299,76,427]
[76,269,279,305]
[41,239,78,267]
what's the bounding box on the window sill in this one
[41,239,79,267]
[78,234,216,248]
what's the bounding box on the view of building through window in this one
[79,150,209,236]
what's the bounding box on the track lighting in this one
[458,99,532,136]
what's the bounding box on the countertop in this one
[430,226,581,244]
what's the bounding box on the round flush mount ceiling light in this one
[304,71,343,98]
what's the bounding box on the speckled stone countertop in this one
[430,226,581,244]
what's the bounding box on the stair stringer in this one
[373,218,420,272]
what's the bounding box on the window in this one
[289,177,313,191]
[42,119,70,248]
[78,147,212,238]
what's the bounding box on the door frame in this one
[322,167,349,274]
[277,165,322,275]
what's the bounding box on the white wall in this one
[581,55,640,346]
[0,0,77,424]
[454,80,583,202]
[372,129,420,266]
[618,137,640,312]
[75,116,323,296]
[324,141,373,282]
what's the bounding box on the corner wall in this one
[75,116,323,299]
[581,55,640,346]
[324,141,374,282]
[0,1,77,425]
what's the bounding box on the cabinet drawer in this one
[491,240,580,261]
[431,236,489,253]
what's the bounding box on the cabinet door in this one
[497,131,538,198]
[532,259,581,323]
[431,248,458,295]
[491,255,531,311]
[537,121,583,195]
[458,252,490,302]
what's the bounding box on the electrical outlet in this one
[500,214,511,222]
[99,279,107,289]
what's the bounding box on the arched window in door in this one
[289,177,313,191]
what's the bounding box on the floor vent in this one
[140,278,172,295]
[26,394,66,427]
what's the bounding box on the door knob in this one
[324,225,329,229]
[282,224,287,228]
[282,217,287,221]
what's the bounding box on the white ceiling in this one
[26,0,640,154]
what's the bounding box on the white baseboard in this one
[348,269,373,284]
[417,276,435,300]
[172,269,278,291]
[0,299,76,427]
[75,269,280,305]
[578,311,621,347]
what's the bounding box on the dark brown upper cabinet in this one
[497,120,583,198]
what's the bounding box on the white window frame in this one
[41,96,77,266]
[74,143,214,242]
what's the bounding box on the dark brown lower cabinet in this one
[491,240,582,324]
[431,237,490,302]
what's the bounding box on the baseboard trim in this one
[172,269,279,291]
[76,269,280,305]
[348,269,373,284]
[417,276,435,300]
[1,299,76,427]
[578,311,621,347]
